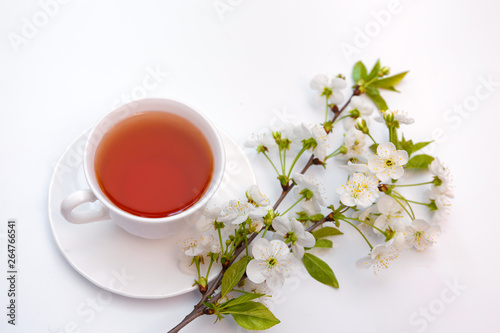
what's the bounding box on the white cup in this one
[60,98,225,239]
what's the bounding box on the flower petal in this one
[270,240,291,259]
[291,244,305,259]
[231,214,248,225]
[272,217,290,235]
[251,238,271,260]
[393,165,405,179]
[330,91,344,105]
[355,255,373,269]
[249,206,269,220]
[395,150,409,165]
[246,259,268,284]
[266,272,285,290]
[330,77,347,89]
[377,142,396,158]
[310,74,329,91]
[377,195,396,214]
[297,231,316,248]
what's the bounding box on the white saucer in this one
[48,127,256,299]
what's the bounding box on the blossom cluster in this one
[172,60,453,332]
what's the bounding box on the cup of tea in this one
[60,98,225,239]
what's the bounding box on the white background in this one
[1,0,499,332]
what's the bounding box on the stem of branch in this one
[168,307,205,333]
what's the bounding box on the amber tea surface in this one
[94,111,214,218]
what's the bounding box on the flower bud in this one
[263,209,276,227]
[355,118,369,134]
[383,110,394,124]
[381,66,390,76]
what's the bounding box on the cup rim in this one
[83,97,226,224]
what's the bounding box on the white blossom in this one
[246,238,295,290]
[299,123,332,161]
[368,142,409,182]
[428,190,452,217]
[244,128,277,152]
[343,96,375,130]
[352,206,379,236]
[246,185,271,206]
[434,195,451,214]
[242,281,274,309]
[178,235,221,275]
[196,207,222,232]
[219,200,268,225]
[405,219,440,251]
[272,217,315,259]
[336,173,379,208]
[337,128,368,162]
[429,158,454,199]
[181,235,207,257]
[293,172,326,207]
[180,234,220,258]
[310,74,347,106]
[374,195,405,231]
[355,243,398,274]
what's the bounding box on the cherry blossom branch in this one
[169,89,358,333]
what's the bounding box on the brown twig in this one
[337,92,355,117]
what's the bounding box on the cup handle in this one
[61,189,111,224]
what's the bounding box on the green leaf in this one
[223,302,280,330]
[314,239,333,248]
[220,292,266,309]
[203,302,215,310]
[221,256,251,298]
[365,86,388,110]
[302,253,339,288]
[400,135,433,157]
[405,154,435,169]
[372,71,408,92]
[312,226,343,239]
[352,61,367,82]
[369,143,378,154]
[366,59,381,81]
[412,141,433,154]
[400,135,414,156]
